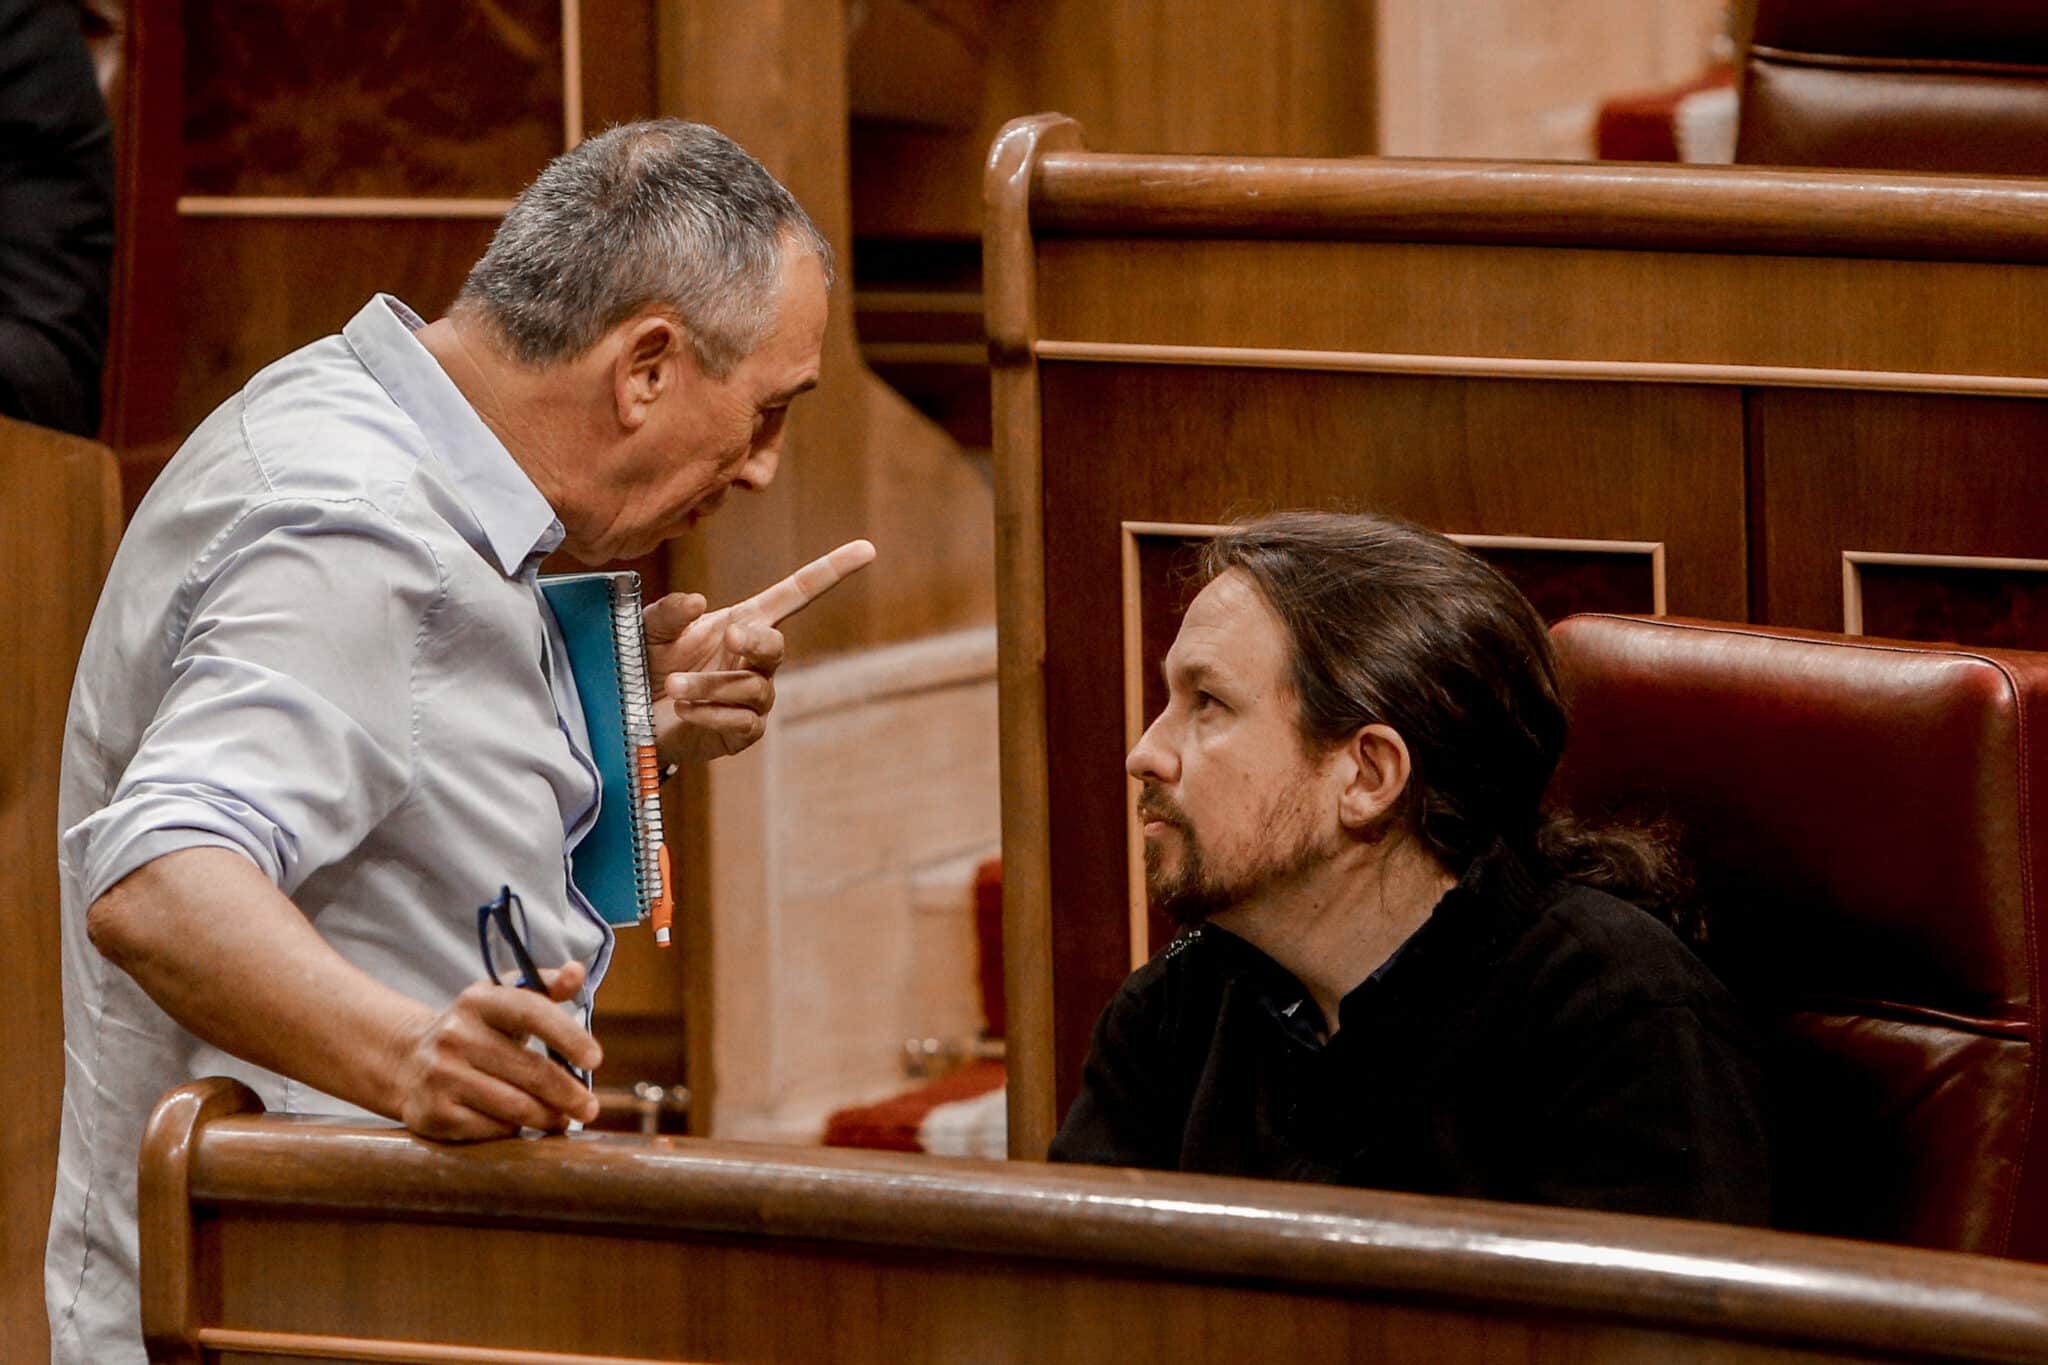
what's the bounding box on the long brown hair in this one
[1198,511,1693,932]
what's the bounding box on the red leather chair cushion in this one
[1737,0,2048,174]
[1550,616,2048,1258]
[1595,66,1735,163]
[821,1059,1006,1153]
[976,856,1005,1039]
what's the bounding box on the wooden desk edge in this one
[147,1080,2048,1364]
[1020,141,2048,263]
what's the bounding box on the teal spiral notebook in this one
[538,571,674,941]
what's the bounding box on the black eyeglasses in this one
[476,885,588,1084]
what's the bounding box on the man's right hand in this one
[648,539,877,765]
[392,961,603,1140]
[90,848,608,1144]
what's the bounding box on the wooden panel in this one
[1035,238,2048,381]
[851,0,1378,239]
[847,0,989,129]
[172,216,501,438]
[1037,362,1744,1119]
[1477,542,1662,619]
[1754,390,2048,632]
[1,420,121,1365]
[103,0,185,449]
[1846,555,2048,653]
[166,0,605,499]
[852,121,996,240]
[976,0,1376,160]
[578,0,659,139]
[191,1219,1915,1364]
[139,1085,2048,1365]
[181,0,565,198]
[1041,366,1743,608]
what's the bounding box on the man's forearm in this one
[86,846,433,1120]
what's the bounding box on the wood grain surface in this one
[141,1080,2048,1364]
[180,0,565,199]
[984,114,1084,1159]
[0,419,120,1365]
[1029,153,2048,262]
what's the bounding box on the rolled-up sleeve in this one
[64,496,445,904]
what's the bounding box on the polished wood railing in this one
[1025,152,2048,260]
[142,1078,2048,1364]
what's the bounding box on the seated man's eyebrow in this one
[1162,658,1221,689]
[771,377,819,404]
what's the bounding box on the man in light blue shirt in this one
[48,120,865,1364]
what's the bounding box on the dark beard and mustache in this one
[1138,782,1328,927]
[1138,788,1233,927]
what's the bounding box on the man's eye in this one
[1193,690,1221,711]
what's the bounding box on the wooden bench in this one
[141,1078,2048,1364]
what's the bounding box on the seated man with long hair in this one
[1050,511,1769,1225]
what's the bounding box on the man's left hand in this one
[645,538,876,765]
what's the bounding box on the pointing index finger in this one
[737,539,876,626]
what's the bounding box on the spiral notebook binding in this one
[608,573,667,919]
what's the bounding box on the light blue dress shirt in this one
[47,296,612,1365]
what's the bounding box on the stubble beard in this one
[1141,782,1330,928]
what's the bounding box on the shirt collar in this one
[343,294,562,576]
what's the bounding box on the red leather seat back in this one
[1550,616,2048,1258]
[1736,0,2048,174]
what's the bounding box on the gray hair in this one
[456,119,833,376]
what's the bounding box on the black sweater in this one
[1048,851,1772,1225]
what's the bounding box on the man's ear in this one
[611,313,690,432]
[1336,723,1413,837]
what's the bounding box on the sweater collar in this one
[1186,840,1549,1041]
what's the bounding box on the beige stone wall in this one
[707,627,1000,1142]
[1377,0,1730,159]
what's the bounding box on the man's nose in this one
[1126,714,1176,784]
[733,439,780,493]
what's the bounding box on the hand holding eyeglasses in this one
[387,891,603,1140]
